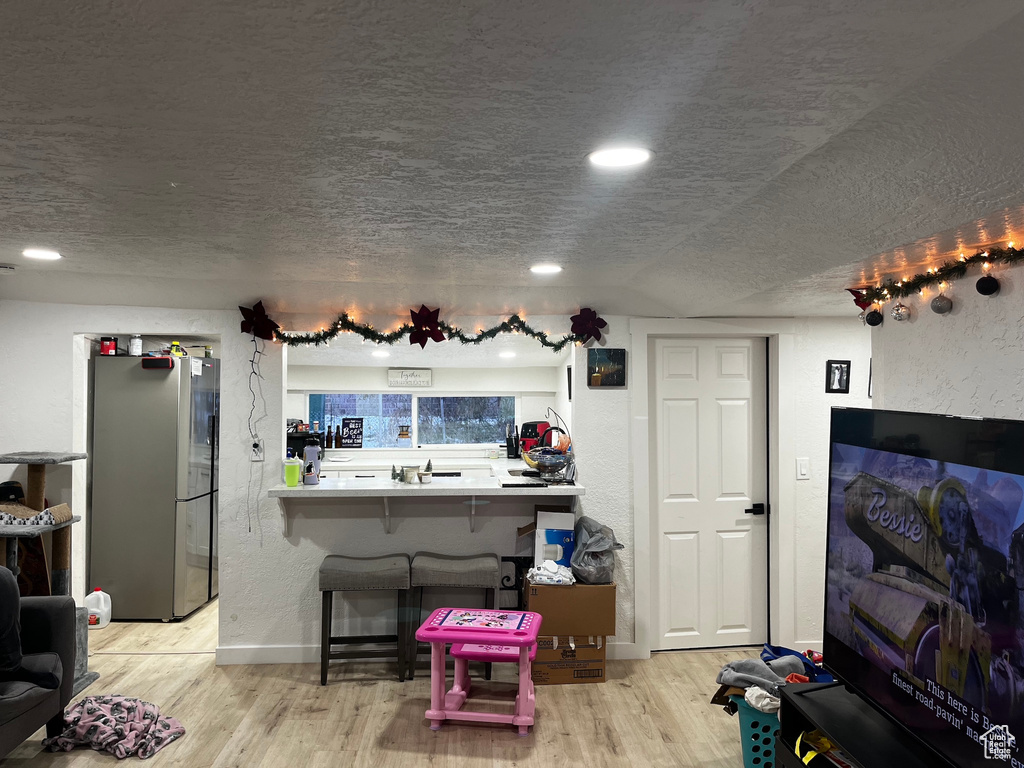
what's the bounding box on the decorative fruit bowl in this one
[525,448,573,481]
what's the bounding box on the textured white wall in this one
[0,299,870,659]
[0,299,284,651]
[568,319,635,642]
[789,318,873,643]
[287,364,559,394]
[621,316,871,651]
[873,266,1024,419]
[553,355,572,435]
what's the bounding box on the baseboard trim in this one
[606,642,645,660]
[217,640,647,665]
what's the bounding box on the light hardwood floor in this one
[5,604,755,767]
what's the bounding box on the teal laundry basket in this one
[730,695,779,768]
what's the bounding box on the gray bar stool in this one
[407,552,500,680]
[319,554,410,684]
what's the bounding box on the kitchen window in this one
[308,394,516,448]
[417,396,516,445]
[309,394,412,449]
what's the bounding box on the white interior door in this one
[652,337,768,650]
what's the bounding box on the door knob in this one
[744,503,766,515]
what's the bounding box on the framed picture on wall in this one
[587,348,627,388]
[826,360,851,394]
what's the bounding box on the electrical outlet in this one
[250,439,264,462]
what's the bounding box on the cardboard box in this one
[532,635,606,685]
[516,506,575,568]
[525,580,616,636]
[534,510,574,567]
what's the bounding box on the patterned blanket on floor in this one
[43,695,185,759]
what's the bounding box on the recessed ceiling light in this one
[499,351,516,359]
[22,249,61,260]
[530,264,562,275]
[372,349,390,358]
[587,147,651,167]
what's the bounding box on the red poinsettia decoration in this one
[570,307,607,344]
[409,305,446,348]
[239,300,280,341]
[846,288,872,311]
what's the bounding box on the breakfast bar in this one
[268,459,584,535]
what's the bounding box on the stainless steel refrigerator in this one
[89,355,220,620]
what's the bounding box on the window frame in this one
[302,391,522,449]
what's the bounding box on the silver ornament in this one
[930,294,952,314]
[891,302,911,322]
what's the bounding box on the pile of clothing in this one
[43,695,185,759]
[714,656,810,713]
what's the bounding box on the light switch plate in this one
[796,457,810,480]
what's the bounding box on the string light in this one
[855,244,1023,304]
[272,309,601,351]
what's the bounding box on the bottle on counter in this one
[284,453,302,487]
[325,423,334,449]
[303,437,321,485]
[204,346,213,358]
[335,424,342,446]
[129,334,143,357]
[169,341,187,357]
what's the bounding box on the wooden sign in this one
[340,418,363,448]
[387,368,432,387]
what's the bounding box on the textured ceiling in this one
[1,0,1024,320]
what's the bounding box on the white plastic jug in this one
[85,587,111,629]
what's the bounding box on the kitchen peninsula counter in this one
[268,477,583,498]
[269,457,582,534]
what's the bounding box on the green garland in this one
[861,245,1023,303]
[273,312,587,352]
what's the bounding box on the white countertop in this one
[268,457,582,498]
[268,477,583,498]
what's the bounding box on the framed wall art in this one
[587,348,627,388]
[826,359,851,394]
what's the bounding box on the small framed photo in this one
[826,360,851,394]
[588,348,627,388]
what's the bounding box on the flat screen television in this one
[825,407,1024,768]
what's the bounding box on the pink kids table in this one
[415,607,542,735]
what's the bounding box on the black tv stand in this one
[777,683,947,767]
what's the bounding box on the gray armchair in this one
[0,595,76,759]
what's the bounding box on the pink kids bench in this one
[415,607,542,735]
